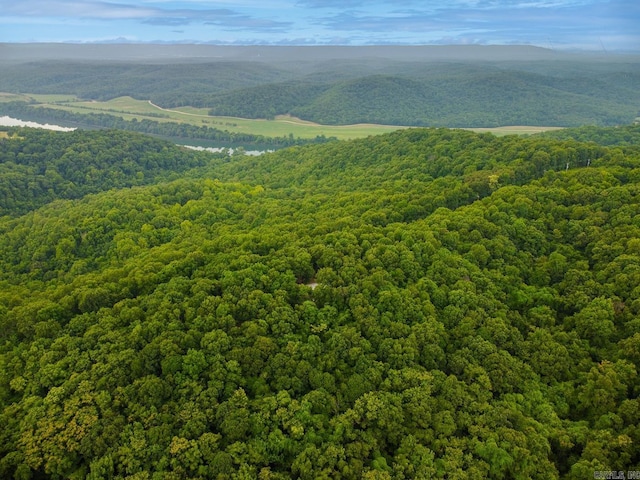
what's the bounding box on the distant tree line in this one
[0,102,336,148]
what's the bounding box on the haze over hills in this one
[1,44,639,129]
[0,43,584,64]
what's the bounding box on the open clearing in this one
[0,93,30,103]
[32,96,405,140]
[6,94,564,139]
[469,125,565,135]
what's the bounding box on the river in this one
[0,116,272,155]
[0,115,76,132]
[182,145,273,156]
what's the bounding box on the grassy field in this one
[0,93,30,103]
[31,96,406,140]
[0,93,80,103]
[4,93,564,139]
[469,125,564,135]
[28,94,80,103]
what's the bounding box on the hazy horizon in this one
[6,43,637,68]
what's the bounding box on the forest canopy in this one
[0,125,639,478]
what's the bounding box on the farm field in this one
[30,95,406,140]
[7,94,564,139]
[0,93,29,102]
[468,125,565,135]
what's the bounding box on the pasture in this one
[0,93,29,103]
[7,93,564,139]
[33,96,406,140]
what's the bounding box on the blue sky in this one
[0,0,638,51]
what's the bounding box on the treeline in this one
[0,61,289,106]
[0,102,336,149]
[1,127,639,478]
[540,124,640,148]
[203,127,610,206]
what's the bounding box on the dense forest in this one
[2,51,639,127]
[1,124,639,478]
[208,69,639,127]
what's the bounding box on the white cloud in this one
[0,0,637,50]
[0,1,155,19]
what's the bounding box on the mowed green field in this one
[0,93,79,103]
[4,94,564,139]
[0,93,29,103]
[28,96,406,140]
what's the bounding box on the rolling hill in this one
[2,45,639,128]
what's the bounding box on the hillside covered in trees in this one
[2,44,639,127]
[1,125,640,478]
[206,67,639,127]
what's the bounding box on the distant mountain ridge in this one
[1,43,639,127]
[0,43,576,64]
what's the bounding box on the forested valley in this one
[2,45,639,127]
[1,124,640,478]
